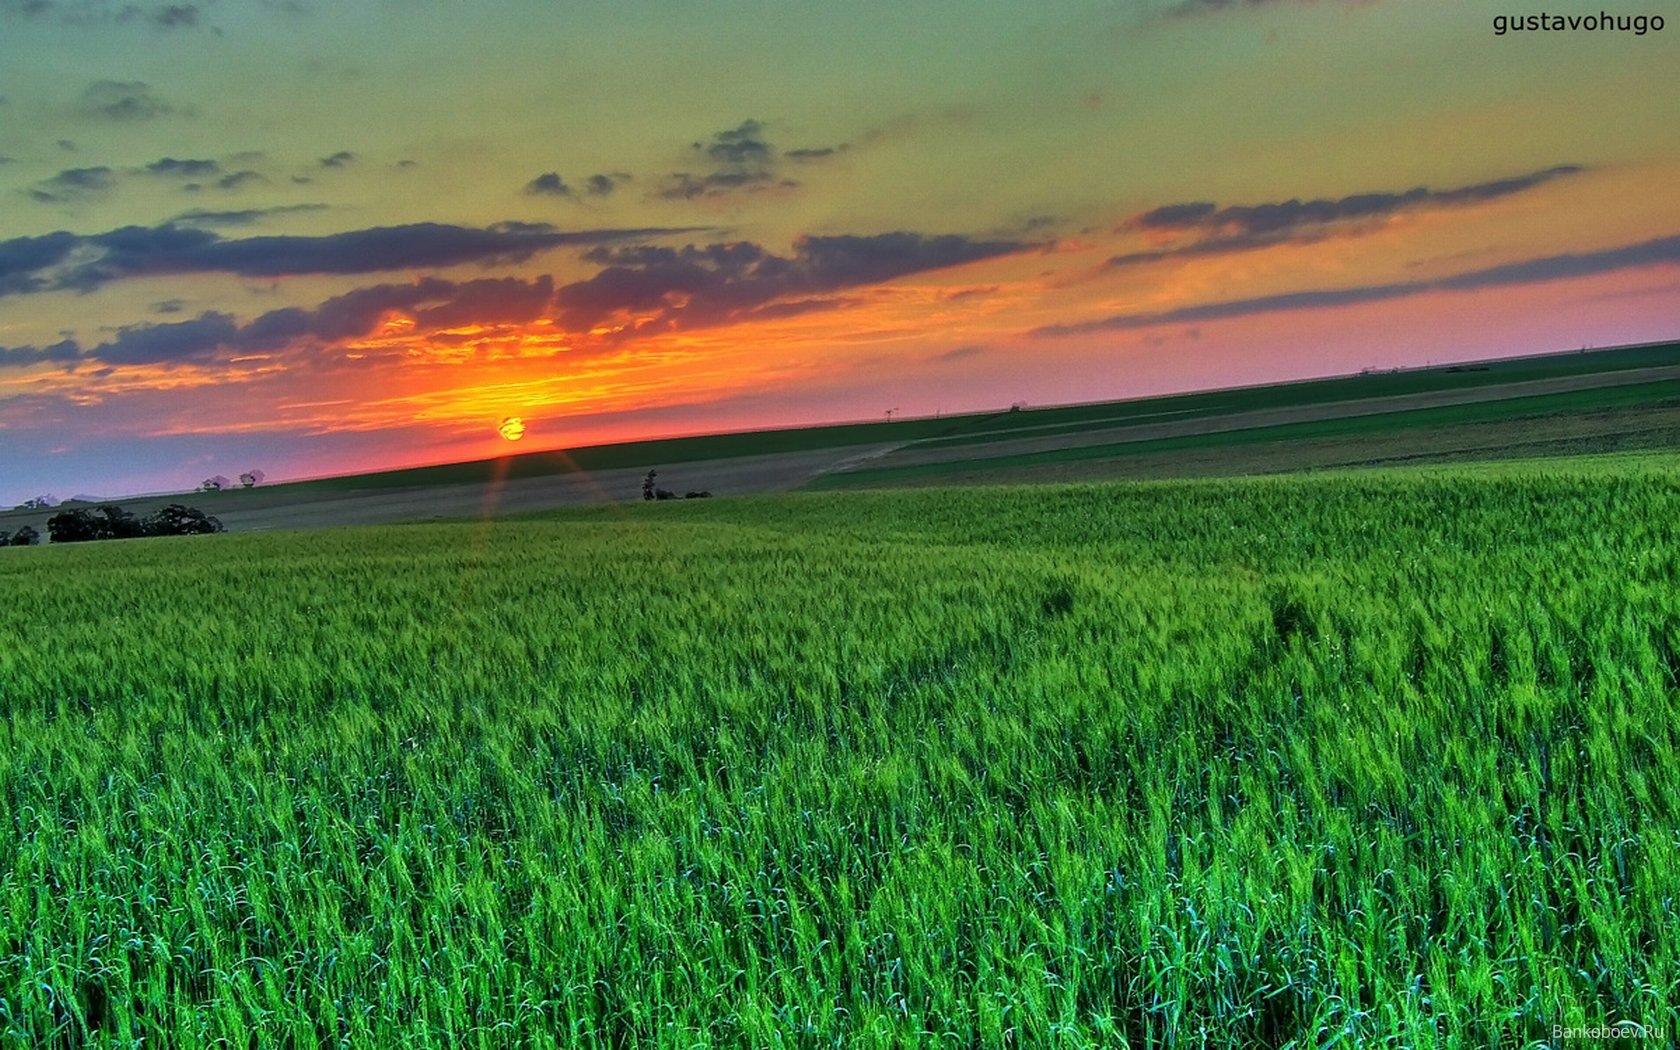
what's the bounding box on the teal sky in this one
[2,0,1677,502]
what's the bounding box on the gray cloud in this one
[0,220,703,296]
[0,226,1031,370]
[525,172,572,197]
[697,119,771,166]
[78,79,172,121]
[28,166,115,202]
[585,172,630,196]
[658,170,785,200]
[0,274,562,369]
[1110,165,1586,267]
[1037,231,1680,335]
[2,0,208,27]
[0,231,81,295]
[318,150,355,168]
[215,170,264,190]
[656,119,833,201]
[0,338,80,368]
[785,144,849,161]
[169,203,327,227]
[560,231,1030,335]
[145,157,219,177]
[149,3,198,26]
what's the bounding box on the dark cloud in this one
[318,150,355,168]
[0,228,1028,370]
[93,311,241,365]
[0,275,561,369]
[78,79,172,121]
[28,166,115,202]
[659,120,817,200]
[933,344,987,362]
[585,172,630,196]
[1110,165,1585,267]
[658,170,782,200]
[785,145,847,160]
[525,172,572,197]
[1038,231,1680,335]
[0,338,80,368]
[169,203,327,227]
[559,231,1028,335]
[407,274,555,329]
[145,157,220,177]
[2,0,207,27]
[216,170,264,190]
[149,3,198,26]
[0,220,703,296]
[1130,201,1218,229]
[746,296,854,320]
[152,298,185,313]
[0,231,80,295]
[697,120,771,166]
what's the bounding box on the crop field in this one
[3,455,1679,1046]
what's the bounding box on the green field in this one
[816,379,1680,489]
[234,339,1680,498]
[4,456,1679,1046]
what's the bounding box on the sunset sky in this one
[2,0,1678,503]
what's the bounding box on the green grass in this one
[3,456,1679,1046]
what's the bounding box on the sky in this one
[2,0,1678,503]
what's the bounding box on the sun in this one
[497,416,526,441]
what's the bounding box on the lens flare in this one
[497,416,526,441]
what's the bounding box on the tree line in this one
[0,504,226,547]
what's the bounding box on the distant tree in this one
[47,507,103,543]
[143,504,224,536]
[96,505,146,540]
[9,525,39,546]
[642,470,676,500]
[642,468,705,500]
[240,469,265,488]
[201,475,233,492]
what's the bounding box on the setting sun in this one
[497,417,526,441]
